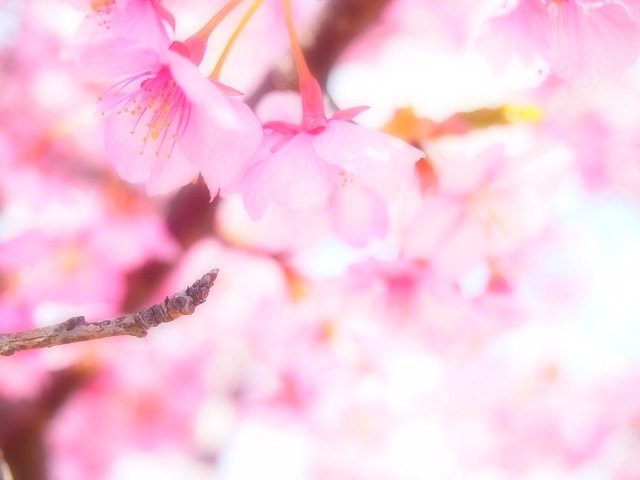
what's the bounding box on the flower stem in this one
[283,0,326,127]
[210,0,264,80]
[283,0,311,79]
[183,0,245,64]
[193,0,245,40]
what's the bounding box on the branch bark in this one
[0,269,219,356]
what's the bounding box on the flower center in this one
[102,67,191,159]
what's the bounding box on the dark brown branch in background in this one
[246,0,392,107]
[0,366,94,480]
[0,269,218,356]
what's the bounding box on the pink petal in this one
[178,100,263,192]
[331,105,369,122]
[551,1,640,85]
[312,120,422,199]
[167,52,263,190]
[328,183,389,247]
[146,146,199,195]
[434,216,488,280]
[238,133,339,219]
[80,37,161,76]
[103,66,194,191]
[104,112,157,184]
[476,0,551,73]
[106,120,199,194]
[111,0,172,50]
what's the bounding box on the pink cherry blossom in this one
[327,182,389,247]
[403,143,568,280]
[233,7,422,219]
[235,106,421,220]
[99,42,262,196]
[9,1,640,479]
[477,0,640,85]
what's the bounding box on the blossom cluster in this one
[2,0,640,479]
[478,0,640,85]
[76,0,423,223]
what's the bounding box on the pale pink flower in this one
[478,0,640,85]
[235,82,421,219]
[232,1,422,219]
[403,144,567,280]
[327,182,389,247]
[235,120,421,220]
[99,42,262,195]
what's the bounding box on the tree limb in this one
[0,269,219,356]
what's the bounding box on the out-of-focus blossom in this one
[477,0,640,85]
[403,141,570,280]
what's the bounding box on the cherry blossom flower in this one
[327,182,390,247]
[477,0,640,85]
[233,0,423,219]
[98,40,262,196]
[403,142,570,281]
[76,0,264,196]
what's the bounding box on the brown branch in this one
[0,269,219,356]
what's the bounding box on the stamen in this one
[101,68,190,159]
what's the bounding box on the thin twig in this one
[0,269,219,356]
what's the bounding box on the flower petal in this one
[238,133,339,219]
[551,1,640,85]
[312,120,422,199]
[328,182,389,247]
[81,36,161,77]
[104,111,156,184]
[146,146,199,195]
[167,51,263,191]
[476,0,551,73]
